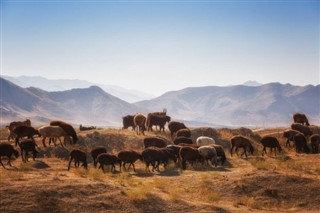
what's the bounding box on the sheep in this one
[141,147,177,172]
[198,146,218,167]
[210,144,227,165]
[179,146,201,170]
[177,143,199,148]
[293,133,310,154]
[260,136,282,156]
[12,126,40,146]
[79,124,96,131]
[291,123,313,137]
[91,147,107,168]
[97,153,120,173]
[146,113,171,132]
[168,121,187,138]
[19,139,38,162]
[196,136,216,146]
[50,120,78,144]
[293,113,310,126]
[283,129,300,148]
[173,136,193,145]
[143,136,167,149]
[6,119,31,141]
[67,149,88,170]
[122,115,135,130]
[117,150,143,172]
[166,145,181,158]
[133,113,147,135]
[310,134,320,154]
[175,128,191,138]
[230,135,255,157]
[38,125,71,147]
[0,142,19,168]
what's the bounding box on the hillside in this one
[1,127,320,212]
[135,83,320,127]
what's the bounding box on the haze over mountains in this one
[1,76,319,127]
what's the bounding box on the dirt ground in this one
[1,127,320,213]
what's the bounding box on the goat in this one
[196,136,216,146]
[67,149,88,170]
[19,139,38,162]
[310,134,320,154]
[97,153,120,173]
[38,125,71,147]
[117,150,143,172]
[50,120,78,144]
[230,135,255,157]
[260,136,282,156]
[0,142,19,168]
[91,147,107,168]
[168,121,187,138]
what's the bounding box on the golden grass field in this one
[1,126,320,213]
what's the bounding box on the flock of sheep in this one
[0,112,319,173]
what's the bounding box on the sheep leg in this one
[25,152,29,162]
[230,146,234,157]
[67,157,73,170]
[132,163,136,172]
[0,159,6,168]
[42,137,47,147]
[262,147,266,156]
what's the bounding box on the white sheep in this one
[196,136,216,146]
[198,145,218,167]
[38,125,71,147]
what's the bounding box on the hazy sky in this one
[1,0,319,95]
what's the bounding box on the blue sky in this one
[1,0,319,95]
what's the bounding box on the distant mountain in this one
[0,77,146,127]
[2,75,155,103]
[242,81,262,87]
[134,83,320,127]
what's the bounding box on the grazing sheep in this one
[293,133,310,154]
[166,145,181,158]
[196,136,216,146]
[133,113,147,135]
[198,146,218,167]
[38,125,71,147]
[168,121,187,138]
[142,147,176,172]
[210,144,227,165]
[310,134,320,154]
[6,119,31,141]
[175,128,191,138]
[0,142,19,168]
[146,113,171,132]
[117,150,143,172]
[68,149,88,170]
[260,136,282,156]
[122,115,135,130]
[283,129,300,148]
[230,135,255,157]
[173,136,193,145]
[12,126,40,146]
[179,146,201,170]
[97,153,120,173]
[293,113,310,126]
[91,147,107,168]
[19,139,38,162]
[143,136,167,149]
[291,123,313,137]
[50,120,78,144]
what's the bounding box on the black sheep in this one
[97,153,120,173]
[19,139,38,162]
[91,147,107,168]
[260,136,282,156]
[0,142,19,168]
[68,149,87,170]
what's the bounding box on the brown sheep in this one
[175,128,191,138]
[50,120,78,144]
[173,136,193,145]
[68,149,88,170]
[168,121,187,138]
[97,153,120,173]
[291,123,313,137]
[38,125,71,147]
[210,144,227,165]
[91,147,107,168]
[122,115,135,130]
[293,113,310,126]
[146,113,171,132]
[19,139,38,162]
[179,146,201,170]
[12,126,40,146]
[133,113,147,135]
[117,150,143,172]
[6,119,31,141]
[310,134,320,154]
[293,133,310,154]
[178,143,199,148]
[283,129,300,148]
[260,136,282,156]
[143,136,168,149]
[0,142,19,168]
[141,147,176,172]
[230,135,255,157]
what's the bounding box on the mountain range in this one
[1,76,319,127]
